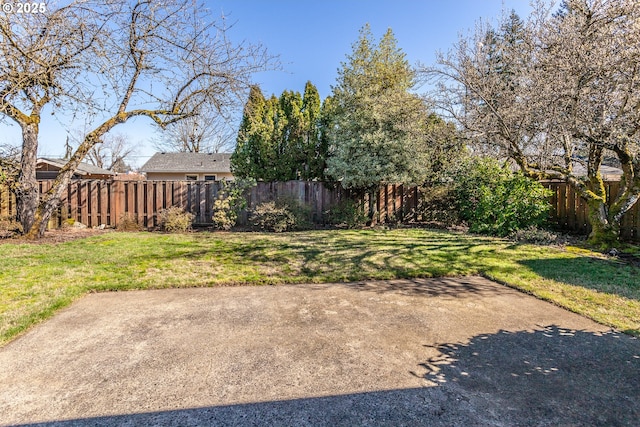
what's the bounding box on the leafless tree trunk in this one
[424,0,640,246]
[1,0,276,238]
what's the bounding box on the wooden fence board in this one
[89,181,98,228]
[79,182,88,226]
[144,181,153,228]
[99,182,108,226]
[134,181,144,224]
[1,179,639,241]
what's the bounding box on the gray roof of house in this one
[140,152,232,173]
[37,158,115,176]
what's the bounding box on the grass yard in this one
[1,228,639,345]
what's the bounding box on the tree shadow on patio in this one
[414,325,640,426]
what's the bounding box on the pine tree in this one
[232,82,330,181]
[277,90,303,180]
[231,85,268,179]
[326,25,429,217]
[300,81,324,180]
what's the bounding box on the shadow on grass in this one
[519,257,640,301]
[415,325,640,426]
[123,229,493,283]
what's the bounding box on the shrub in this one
[249,198,312,232]
[281,197,313,230]
[418,184,459,226]
[211,178,256,230]
[212,198,236,230]
[158,206,194,233]
[249,201,295,232]
[116,213,143,231]
[453,158,552,237]
[325,199,368,229]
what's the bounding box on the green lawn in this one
[1,228,639,345]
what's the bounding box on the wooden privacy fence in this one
[1,179,639,240]
[542,181,640,241]
[0,180,348,229]
[245,180,345,223]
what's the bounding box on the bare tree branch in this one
[422,0,640,244]
[0,0,278,238]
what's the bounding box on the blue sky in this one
[2,0,532,167]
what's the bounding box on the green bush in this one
[158,206,194,233]
[211,178,256,230]
[325,199,368,229]
[418,184,460,226]
[249,198,312,232]
[249,201,295,232]
[453,158,552,236]
[212,198,236,231]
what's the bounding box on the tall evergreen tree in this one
[232,82,330,181]
[278,90,304,179]
[326,25,429,217]
[300,81,325,180]
[231,85,268,179]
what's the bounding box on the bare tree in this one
[0,143,20,188]
[84,133,137,172]
[1,0,275,238]
[153,104,236,153]
[424,0,640,246]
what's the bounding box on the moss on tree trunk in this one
[586,199,620,248]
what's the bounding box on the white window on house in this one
[186,175,198,181]
[204,175,216,181]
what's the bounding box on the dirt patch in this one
[0,228,112,245]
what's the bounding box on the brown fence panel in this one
[113,181,125,228]
[567,185,577,230]
[543,181,640,241]
[2,179,639,241]
[146,181,155,224]
[134,181,144,224]
[575,190,588,233]
[557,183,568,229]
[88,181,98,228]
[99,181,109,226]
[69,182,79,224]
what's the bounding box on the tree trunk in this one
[586,199,620,248]
[24,196,60,240]
[24,130,106,239]
[15,123,39,235]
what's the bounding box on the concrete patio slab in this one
[1,277,638,426]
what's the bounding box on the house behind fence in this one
[1,180,639,241]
